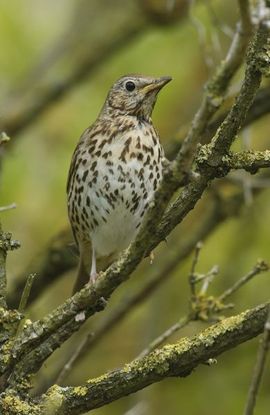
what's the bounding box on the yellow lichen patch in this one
[73,386,88,396]
[1,394,38,415]
[173,337,193,352]
[87,372,110,385]
[42,385,64,414]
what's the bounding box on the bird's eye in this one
[125,81,136,92]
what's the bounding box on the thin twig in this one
[55,332,94,385]
[0,226,7,309]
[136,245,219,358]
[203,0,234,39]
[219,260,269,302]
[199,265,219,295]
[0,132,10,146]
[18,274,36,313]
[189,241,203,295]
[189,0,214,69]
[123,402,148,415]
[244,306,270,415]
[136,316,191,359]
[0,203,16,213]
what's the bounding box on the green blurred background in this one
[0,1,269,414]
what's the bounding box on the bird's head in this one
[100,75,172,120]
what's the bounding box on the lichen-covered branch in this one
[46,303,268,415]
[197,149,270,174]
[223,150,270,172]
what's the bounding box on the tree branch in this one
[44,303,269,415]
[2,304,268,414]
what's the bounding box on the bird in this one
[67,74,171,293]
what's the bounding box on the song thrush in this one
[67,75,171,293]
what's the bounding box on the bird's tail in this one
[72,256,89,294]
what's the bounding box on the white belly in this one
[91,199,142,256]
[87,155,160,257]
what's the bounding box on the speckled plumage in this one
[67,75,171,292]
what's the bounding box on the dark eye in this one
[125,81,135,92]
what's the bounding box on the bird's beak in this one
[142,76,172,94]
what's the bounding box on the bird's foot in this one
[88,272,107,310]
[149,251,155,264]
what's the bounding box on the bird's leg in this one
[89,246,107,308]
[90,246,97,283]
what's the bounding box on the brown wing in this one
[67,145,80,195]
[66,123,105,194]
